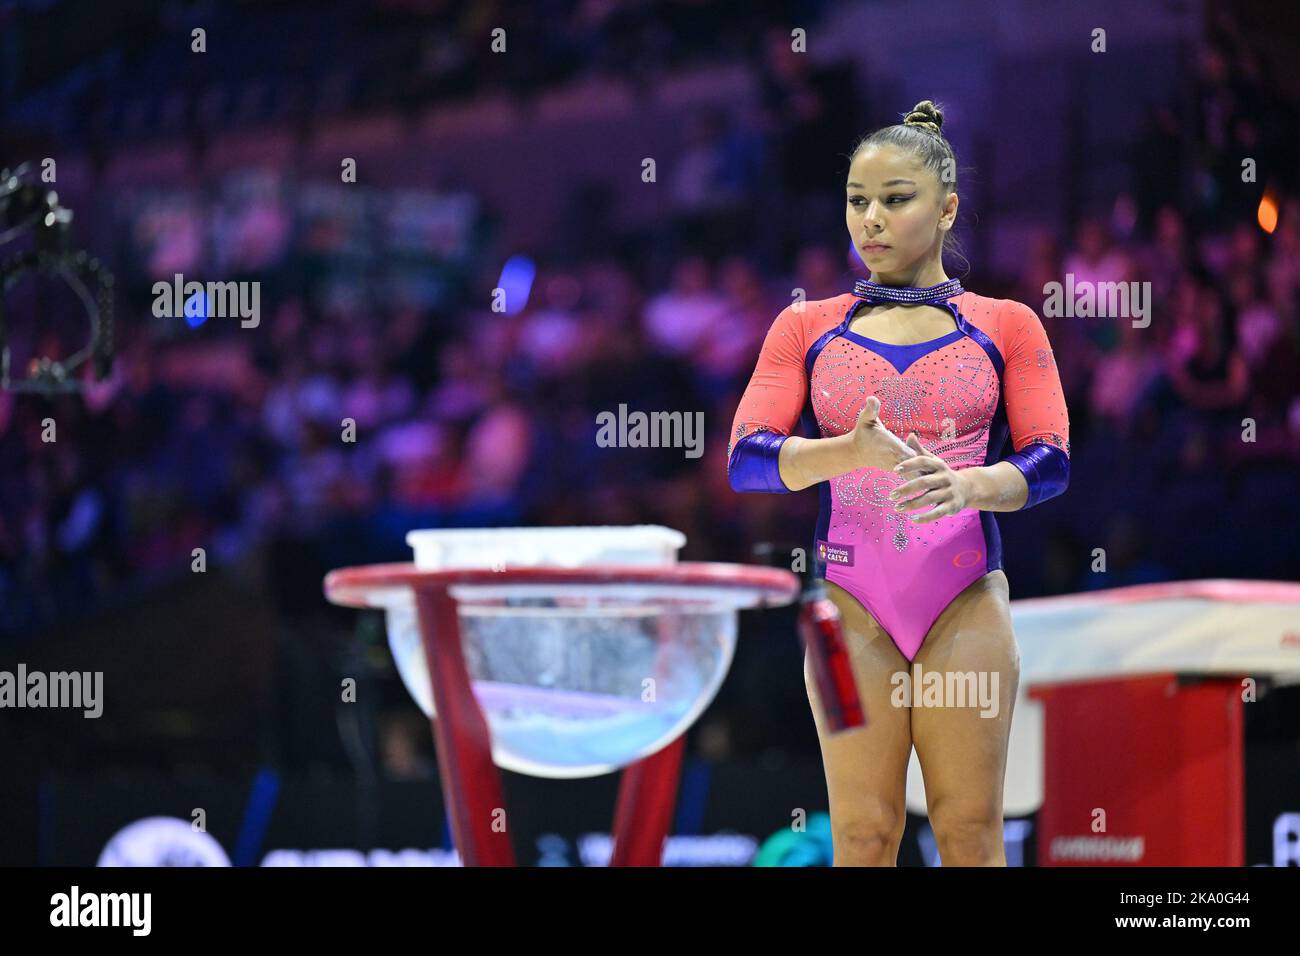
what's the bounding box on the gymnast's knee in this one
[830,806,905,866]
[929,806,1005,866]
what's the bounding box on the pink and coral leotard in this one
[727,289,1070,661]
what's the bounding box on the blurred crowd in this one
[1,6,1298,770]
[18,0,816,151]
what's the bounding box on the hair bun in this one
[903,100,944,135]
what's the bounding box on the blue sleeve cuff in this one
[1004,442,1069,509]
[727,431,792,493]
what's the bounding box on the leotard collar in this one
[852,277,964,305]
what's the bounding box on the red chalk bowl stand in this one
[324,526,800,867]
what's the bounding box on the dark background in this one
[1,0,1298,864]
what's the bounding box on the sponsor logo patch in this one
[817,540,854,567]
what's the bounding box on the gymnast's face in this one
[845,145,957,281]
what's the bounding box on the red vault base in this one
[1030,673,1244,866]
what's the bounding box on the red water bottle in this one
[798,584,866,732]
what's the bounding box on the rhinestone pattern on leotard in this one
[728,292,1071,503]
[810,333,999,553]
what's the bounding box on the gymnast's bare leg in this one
[804,579,914,866]
[910,569,1019,866]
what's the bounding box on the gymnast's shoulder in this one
[767,291,860,339]
[954,290,1048,339]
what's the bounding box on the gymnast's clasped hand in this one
[890,432,973,523]
[851,395,972,523]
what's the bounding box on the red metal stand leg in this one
[609,735,685,866]
[414,586,516,866]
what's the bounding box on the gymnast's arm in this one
[726,304,862,493]
[958,459,1033,511]
[731,429,865,494]
[725,305,809,493]
[727,307,914,493]
[962,303,1071,512]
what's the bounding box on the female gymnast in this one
[727,100,1070,866]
